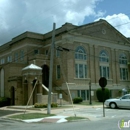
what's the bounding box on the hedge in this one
[0,97,11,107]
[73,97,83,104]
[34,103,58,108]
[96,88,110,102]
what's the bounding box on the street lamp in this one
[89,80,92,105]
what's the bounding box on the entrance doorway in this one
[42,65,49,88]
[10,86,15,105]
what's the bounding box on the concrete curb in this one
[2,117,23,122]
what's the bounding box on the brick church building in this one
[0,19,130,105]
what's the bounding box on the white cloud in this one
[0,0,103,45]
[96,13,130,37]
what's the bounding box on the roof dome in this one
[22,64,42,71]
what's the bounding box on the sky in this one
[0,0,130,45]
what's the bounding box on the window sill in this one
[74,78,90,80]
[107,79,113,81]
[119,80,130,82]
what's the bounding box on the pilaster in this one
[94,45,100,84]
[115,49,120,84]
[89,45,95,83]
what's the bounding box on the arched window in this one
[99,50,109,79]
[99,50,109,62]
[119,53,127,65]
[75,46,86,60]
[119,53,128,80]
[75,46,87,78]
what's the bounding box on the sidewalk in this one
[0,104,102,123]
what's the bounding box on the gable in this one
[70,20,130,45]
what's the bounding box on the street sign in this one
[99,77,107,88]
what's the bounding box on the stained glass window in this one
[119,53,127,65]
[119,53,128,80]
[75,64,87,78]
[99,50,109,62]
[75,46,86,60]
[99,50,109,79]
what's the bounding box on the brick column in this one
[115,49,120,84]
[94,45,100,84]
[28,79,33,105]
[37,76,43,93]
[89,45,95,83]
[111,49,116,84]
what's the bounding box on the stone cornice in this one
[62,33,130,51]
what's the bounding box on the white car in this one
[105,94,130,109]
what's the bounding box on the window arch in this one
[99,50,109,79]
[119,53,128,80]
[75,46,86,60]
[75,46,87,78]
[119,53,127,65]
[99,50,109,62]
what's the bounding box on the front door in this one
[10,86,15,105]
[42,65,49,88]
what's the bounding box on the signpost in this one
[99,77,107,117]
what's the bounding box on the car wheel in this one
[110,102,116,109]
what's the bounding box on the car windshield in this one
[121,95,130,99]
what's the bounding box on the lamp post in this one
[89,80,92,105]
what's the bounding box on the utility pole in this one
[89,80,92,105]
[47,23,56,114]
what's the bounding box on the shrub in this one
[0,97,10,107]
[51,102,58,107]
[34,103,58,108]
[96,88,110,102]
[73,97,83,104]
[34,103,47,108]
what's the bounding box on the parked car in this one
[105,94,130,109]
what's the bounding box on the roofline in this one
[70,19,130,44]
[100,19,130,43]
[43,22,77,40]
[1,20,130,47]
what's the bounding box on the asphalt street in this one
[0,106,130,130]
[0,110,23,117]
[57,106,130,121]
[0,117,129,130]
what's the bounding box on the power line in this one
[55,46,130,65]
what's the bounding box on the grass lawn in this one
[66,116,89,121]
[9,113,88,122]
[9,113,55,120]
[79,101,102,105]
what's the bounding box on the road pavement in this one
[0,105,130,129]
[1,105,130,121]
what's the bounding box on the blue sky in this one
[84,0,130,23]
[96,0,130,15]
[0,0,130,45]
